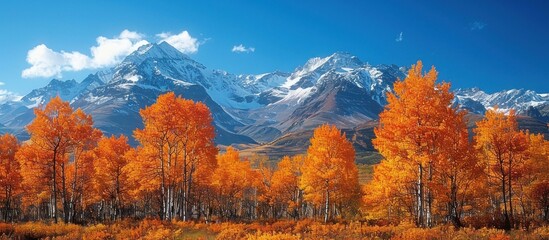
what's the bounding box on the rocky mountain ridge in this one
[1,42,547,150]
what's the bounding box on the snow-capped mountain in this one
[0,41,546,146]
[72,42,256,145]
[111,41,267,110]
[0,73,105,135]
[0,43,258,144]
[455,88,549,114]
[237,53,406,142]
[251,52,403,109]
[22,74,104,108]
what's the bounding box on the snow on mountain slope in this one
[23,79,74,108]
[0,42,258,145]
[239,71,290,93]
[270,53,404,108]
[71,43,257,145]
[237,53,406,142]
[0,73,106,139]
[282,52,363,88]
[0,41,546,146]
[19,73,105,109]
[455,88,549,114]
[72,73,256,145]
[113,42,262,110]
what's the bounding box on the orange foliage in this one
[0,63,547,232]
[300,124,360,222]
[0,219,545,239]
[271,155,304,219]
[474,109,529,229]
[16,96,101,223]
[129,92,217,220]
[93,135,132,220]
[0,134,21,221]
[369,61,480,227]
[211,147,255,219]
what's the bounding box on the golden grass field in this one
[0,219,547,240]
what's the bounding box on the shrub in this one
[247,230,301,240]
[268,220,295,233]
[292,219,314,234]
[83,223,114,240]
[392,227,444,240]
[2,219,547,239]
[531,225,549,239]
[0,223,14,237]
[14,222,83,239]
[215,225,247,240]
[143,227,173,240]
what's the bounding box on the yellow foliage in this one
[13,222,83,239]
[246,231,300,240]
[215,225,247,240]
[0,220,547,239]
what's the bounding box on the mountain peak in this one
[455,87,483,94]
[299,52,363,75]
[328,51,356,59]
[122,42,189,65]
[327,52,362,65]
[48,78,77,86]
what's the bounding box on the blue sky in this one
[0,0,548,98]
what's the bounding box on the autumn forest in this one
[0,61,547,239]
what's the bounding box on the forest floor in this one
[0,219,547,239]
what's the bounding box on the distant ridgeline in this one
[0,42,547,157]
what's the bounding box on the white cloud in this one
[22,29,204,79]
[0,89,22,104]
[232,44,255,53]
[22,44,80,78]
[119,29,144,40]
[0,82,4,86]
[471,21,486,31]
[90,32,149,67]
[156,31,200,54]
[22,29,150,78]
[395,32,403,42]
